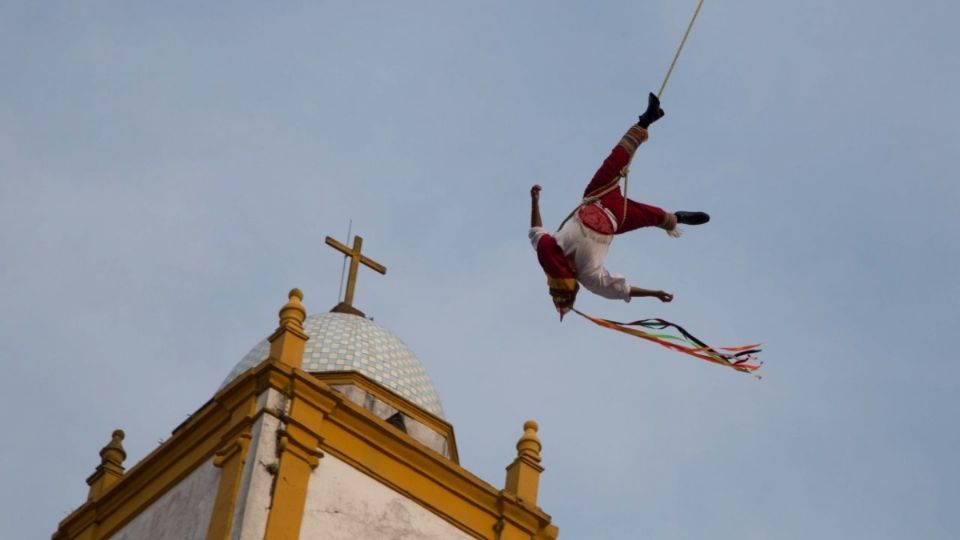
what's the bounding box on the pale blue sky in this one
[2,2,958,538]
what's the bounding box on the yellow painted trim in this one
[85,463,124,502]
[204,419,254,540]
[261,375,326,540]
[505,455,544,506]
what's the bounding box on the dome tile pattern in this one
[223,312,444,417]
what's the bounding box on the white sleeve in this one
[528,227,548,251]
[577,265,632,302]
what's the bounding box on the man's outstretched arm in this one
[577,268,673,304]
[629,286,673,303]
[530,184,543,228]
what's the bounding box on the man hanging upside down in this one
[529,93,710,319]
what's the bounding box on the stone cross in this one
[325,235,387,312]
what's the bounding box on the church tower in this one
[53,235,559,540]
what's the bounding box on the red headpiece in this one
[535,234,579,318]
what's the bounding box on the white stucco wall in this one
[300,454,472,540]
[107,457,219,540]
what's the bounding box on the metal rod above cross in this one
[325,235,387,312]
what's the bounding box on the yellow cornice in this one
[53,361,557,540]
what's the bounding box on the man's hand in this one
[656,290,674,303]
[530,184,543,228]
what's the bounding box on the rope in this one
[555,0,705,232]
[658,0,705,98]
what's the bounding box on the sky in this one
[1,1,958,538]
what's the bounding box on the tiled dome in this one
[222,312,444,417]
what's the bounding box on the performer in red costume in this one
[529,93,710,318]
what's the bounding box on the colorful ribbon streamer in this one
[573,309,762,375]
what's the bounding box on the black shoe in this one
[637,92,665,129]
[674,211,710,225]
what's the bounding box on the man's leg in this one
[606,194,675,235]
[583,126,649,199]
[609,196,710,235]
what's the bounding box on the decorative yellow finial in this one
[278,288,307,330]
[269,288,310,369]
[86,429,127,501]
[100,429,127,466]
[504,419,545,506]
[516,420,542,462]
